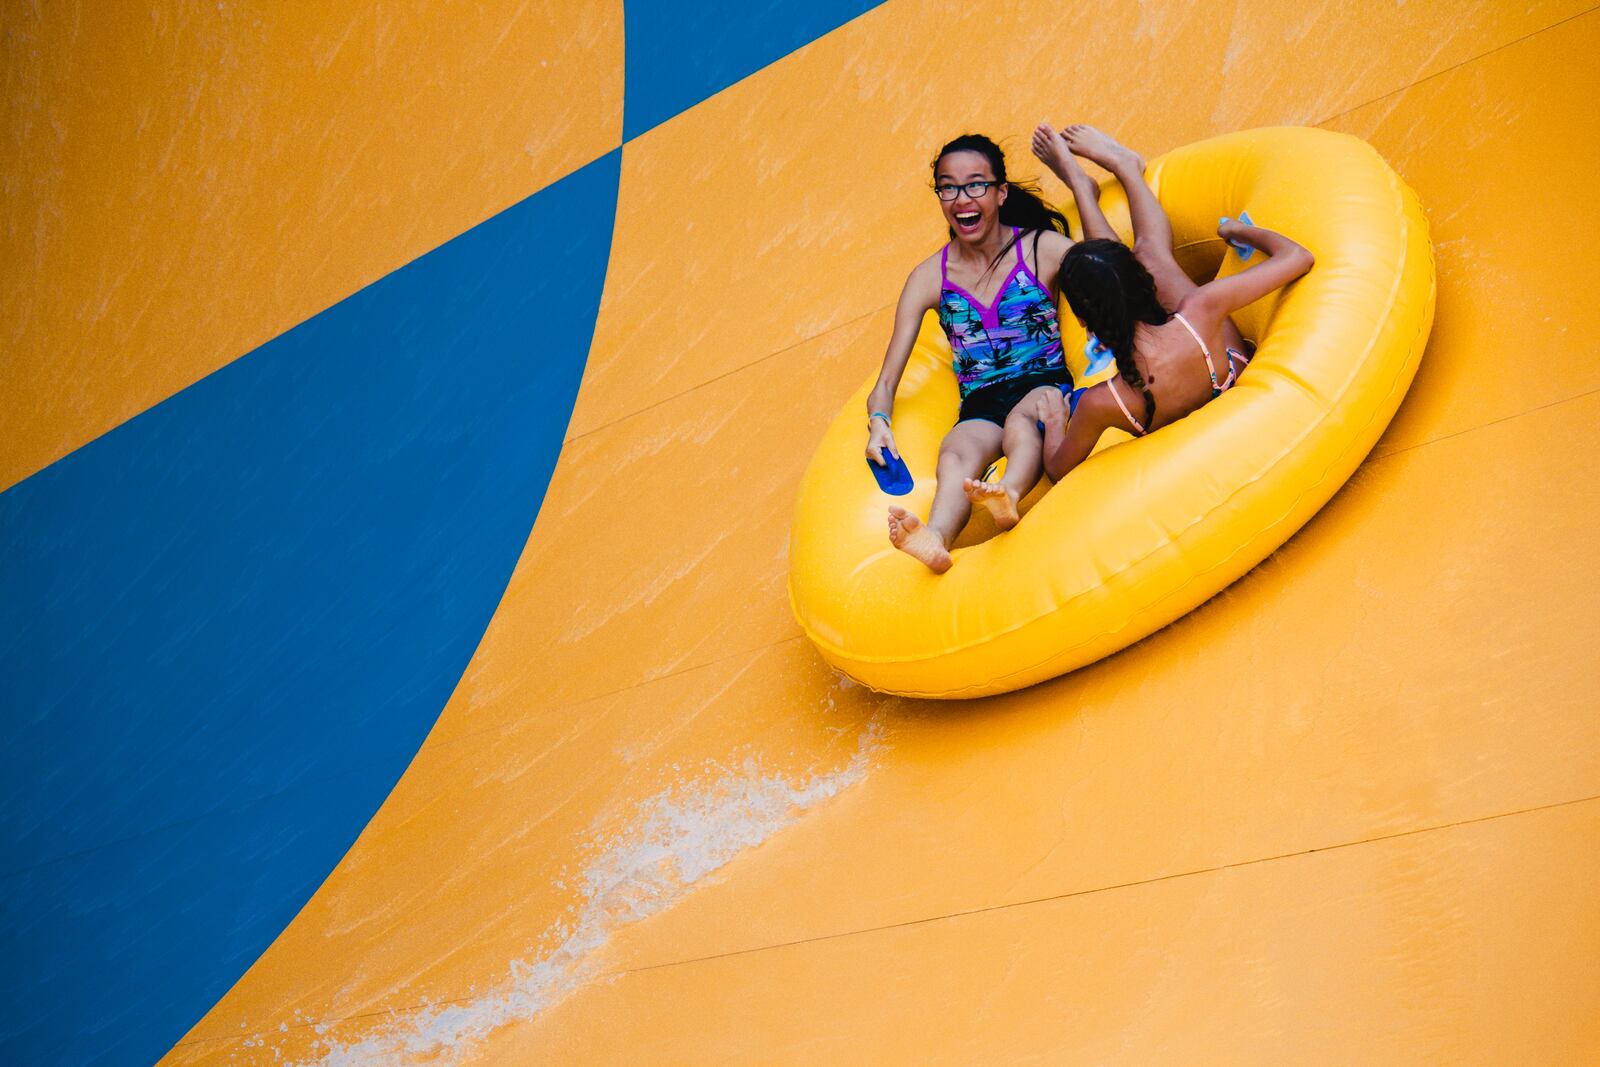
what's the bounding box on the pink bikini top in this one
[1106,312,1253,436]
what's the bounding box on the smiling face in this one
[935,150,1008,246]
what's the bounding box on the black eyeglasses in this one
[934,180,1002,201]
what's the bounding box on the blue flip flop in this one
[1219,210,1256,261]
[868,450,914,496]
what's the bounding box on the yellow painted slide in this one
[7,0,1596,1063]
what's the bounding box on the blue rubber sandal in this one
[868,450,914,496]
[1220,210,1256,260]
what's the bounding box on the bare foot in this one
[964,478,1020,531]
[887,505,952,574]
[1063,124,1145,178]
[1031,122,1089,186]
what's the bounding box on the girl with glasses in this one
[870,133,1118,573]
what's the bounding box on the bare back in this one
[1116,316,1238,433]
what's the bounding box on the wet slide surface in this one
[4,1,1597,1064]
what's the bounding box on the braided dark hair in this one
[933,134,1067,271]
[1059,239,1169,428]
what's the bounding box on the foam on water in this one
[288,721,882,1065]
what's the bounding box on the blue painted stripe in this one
[0,149,621,1066]
[623,0,886,139]
[4,773,378,1065]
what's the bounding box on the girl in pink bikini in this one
[1020,125,1315,482]
[867,132,1118,573]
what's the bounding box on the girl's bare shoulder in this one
[1031,229,1074,257]
[1027,229,1074,285]
[902,251,944,301]
[1071,381,1126,433]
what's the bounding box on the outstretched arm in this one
[1032,123,1117,243]
[1180,220,1314,329]
[867,260,940,465]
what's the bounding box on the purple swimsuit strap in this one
[1013,227,1048,290]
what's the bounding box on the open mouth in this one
[954,211,982,232]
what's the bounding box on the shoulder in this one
[1174,284,1222,326]
[1075,381,1121,422]
[900,253,944,309]
[1031,229,1074,258]
[1077,379,1142,435]
[1027,229,1074,285]
[910,248,944,279]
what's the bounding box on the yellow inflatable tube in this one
[788,127,1435,699]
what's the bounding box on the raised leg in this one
[1032,123,1117,243]
[1065,124,1250,352]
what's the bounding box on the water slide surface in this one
[3,1,1597,1063]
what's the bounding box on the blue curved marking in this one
[0,149,621,1066]
[624,0,886,139]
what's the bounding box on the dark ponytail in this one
[934,133,1067,270]
[1060,240,1169,427]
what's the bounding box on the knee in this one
[1011,400,1045,428]
[937,447,974,472]
[1003,393,1051,437]
[937,444,985,475]
[1001,419,1037,446]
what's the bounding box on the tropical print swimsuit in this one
[937,228,1066,398]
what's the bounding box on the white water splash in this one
[289,722,881,1065]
